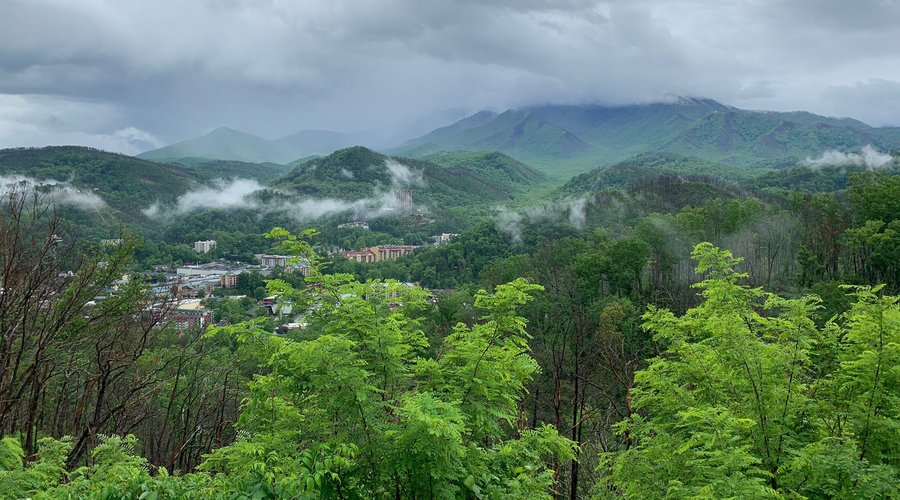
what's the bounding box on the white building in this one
[259,254,289,267]
[432,233,459,246]
[257,254,312,276]
[193,240,217,253]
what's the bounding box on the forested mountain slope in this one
[559,151,760,196]
[423,150,546,189]
[398,99,900,177]
[0,146,198,209]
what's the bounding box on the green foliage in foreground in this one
[2,237,898,498]
[597,243,900,499]
[0,230,573,498]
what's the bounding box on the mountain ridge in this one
[396,99,900,177]
[139,127,366,163]
[137,98,900,179]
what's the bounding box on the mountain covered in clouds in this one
[138,127,366,163]
[397,98,900,176]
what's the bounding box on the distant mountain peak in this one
[140,127,368,163]
[209,126,242,133]
[206,126,263,138]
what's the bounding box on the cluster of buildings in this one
[146,221,452,331]
[339,234,457,264]
[164,254,310,297]
[342,245,417,263]
[149,252,310,332]
[162,299,214,331]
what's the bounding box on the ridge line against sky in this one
[2,0,900,155]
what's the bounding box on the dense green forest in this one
[0,140,898,498]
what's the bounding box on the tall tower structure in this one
[395,189,413,212]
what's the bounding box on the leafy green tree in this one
[235,271,266,299]
[597,243,899,498]
[849,172,900,224]
[200,269,574,498]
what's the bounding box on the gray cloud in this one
[143,175,416,221]
[802,145,895,171]
[2,0,900,152]
[0,94,161,154]
[0,174,108,210]
[384,159,426,187]
[493,196,590,243]
[822,80,900,127]
[143,179,267,216]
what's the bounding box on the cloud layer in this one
[144,160,425,220]
[494,197,589,243]
[2,0,900,151]
[802,145,895,170]
[0,174,108,210]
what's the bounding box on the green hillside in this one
[0,147,306,239]
[277,146,528,204]
[0,146,209,239]
[559,152,764,196]
[0,145,544,240]
[422,150,546,189]
[749,163,900,193]
[560,172,759,233]
[0,146,198,210]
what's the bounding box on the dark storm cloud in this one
[1,0,899,154]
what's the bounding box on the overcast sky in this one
[2,0,900,154]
